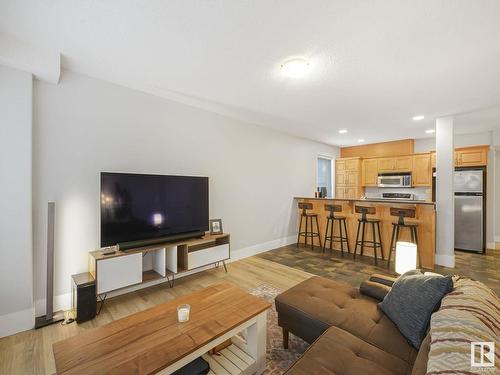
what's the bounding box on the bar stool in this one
[323,204,350,256]
[296,202,322,251]
[387,208,421,268]
[353,205,384,265]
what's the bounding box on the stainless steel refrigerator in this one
[454,169,485,252]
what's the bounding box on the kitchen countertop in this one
[294,197,436,205]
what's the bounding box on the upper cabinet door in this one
[335,160,346,186]
[378,158,395,172]
[344,158,361,171]
[394,156,413,172]
[336,160,346,171]
[412,154,431,186]
[362,159,378,186]
[456,147,488,166]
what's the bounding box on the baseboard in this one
[435,253,455,268]
[0,307,35,338]
[34,234,297,318]
[487,242,496,250]
[228,235,296,262]
[34,291,72,316]
[494,235,500,243]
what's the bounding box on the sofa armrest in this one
[360,280,392,301]
[369,274,398,287]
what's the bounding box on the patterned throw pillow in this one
[426,278,499,374]
[379,270,453,349]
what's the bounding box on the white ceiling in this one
[1,0,500,146]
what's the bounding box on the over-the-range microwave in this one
[377,173,412,188]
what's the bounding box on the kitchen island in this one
[295,197,436,268]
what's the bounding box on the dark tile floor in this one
[257,244,500,295]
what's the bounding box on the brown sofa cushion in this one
[275,276,417,363]
[285,326,415,375]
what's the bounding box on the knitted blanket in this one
[426,277,499,374]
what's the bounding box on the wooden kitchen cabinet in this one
[430,146,488,169]
[394,156,413,171]
[412,153,432,186]
[455,146,488,167]
[336,187,345,198]
[377,156,412,173]
[344,158,360,170]
[335,158,362,198]
[377,158,395,172]
[362,158,378,186]
[335,158,361,186]
[335,187,362,199]
[345,187,362,199]
[345,171,359,185]
[336,171,346,186]
[336,159,346,172]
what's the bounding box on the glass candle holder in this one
[177,304,191,323]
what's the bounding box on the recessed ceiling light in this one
[338,129,348,134]
[425,129,435,134]
[358,139,365,143]
[412,115,425,121]
[280,58,310,78]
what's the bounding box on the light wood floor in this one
[0,257,312,375]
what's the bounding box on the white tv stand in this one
[88,233,230,297]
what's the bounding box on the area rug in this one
[248,283,309,375]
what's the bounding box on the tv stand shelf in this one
[88,233,230,295]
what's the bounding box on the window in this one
[317,156,332,197]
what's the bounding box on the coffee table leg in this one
[246,311,267,374]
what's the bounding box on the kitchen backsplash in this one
[364,187,431,201]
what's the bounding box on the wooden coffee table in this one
[53,283,271,374]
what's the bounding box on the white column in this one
[435,117,455,267]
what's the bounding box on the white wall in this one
[0,65,34,337]
[32,70,338,314]
[414,131,493,152]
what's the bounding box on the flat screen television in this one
[100,172,209,249]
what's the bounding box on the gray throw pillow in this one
[378,270,453,349]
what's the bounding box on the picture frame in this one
[209,219,223,235]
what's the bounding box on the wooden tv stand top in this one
[90,233,230,261]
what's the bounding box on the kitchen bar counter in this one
[294,196,435,205]
[295,197,436,268]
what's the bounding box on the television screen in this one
[100,173,209,247]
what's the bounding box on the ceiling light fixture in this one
[280,58,310,78]
[412,115,425,121]
[338,129,348,134]
[425,129,435,134]
[358,139,365,143]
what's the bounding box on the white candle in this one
[177,304,190,322]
